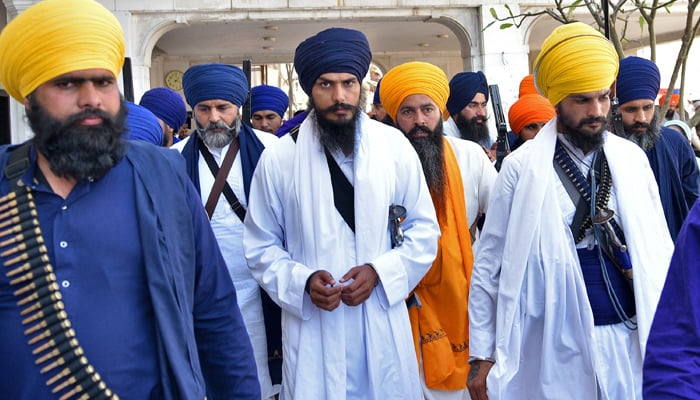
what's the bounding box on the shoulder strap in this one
[198,138,246,222]
[4,142,32,191]
[324,148,355,233]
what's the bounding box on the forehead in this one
[471,92,487,102]
[619,98,655,108]
[565,88,611,100]
[400,93,439,108]
[316,72,357,82]
[252,110,281,117]
[195,99,236,108]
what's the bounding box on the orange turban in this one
[518,74,538,97]
[508,94,556,136]
[534,22,618,106]
[380,61,449,122]
[659,93,680,108]
[0,0,125,102]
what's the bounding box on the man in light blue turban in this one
[174,63,282,400]
[244,27,440,400]
[250,84,289,135]
[613,56,699,241]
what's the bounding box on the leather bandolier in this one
[2,143,118,399]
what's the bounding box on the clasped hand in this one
[306,264,378,311]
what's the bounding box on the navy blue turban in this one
[183,63,248,107]
[251,85,289,117]
[373,78,382,105]
[139,87,187,131]
[294,27,372,95]
[446,71,489,116]
[616,56,660,105]
[125,101,164,146]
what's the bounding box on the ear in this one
[23,96,31,110]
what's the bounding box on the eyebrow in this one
[52,75,114,85]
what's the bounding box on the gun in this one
[242,59,252,126]
[489,84,510,171]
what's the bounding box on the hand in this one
[339,264,379,306]
[467,360,494,400]
[306,270,343,311]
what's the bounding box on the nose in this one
[208,109,221,123]
[636,109,648,123]
[78,82,101,109]
[331,84,346,104]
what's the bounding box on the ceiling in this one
[155,18,462,65]
[154,12,694,66]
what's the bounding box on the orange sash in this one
[409,138,474,390]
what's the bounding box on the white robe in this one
[243,111,440,400]
[469,119,673,399]
[172,129,280,399]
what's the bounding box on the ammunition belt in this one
[1,185,119,400]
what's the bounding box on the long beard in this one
[404,120,446,209]
[196,118,240,149]
[557,106,607,154]
[616,111,661,152]
[27,96,126,181]
[455,113,490,146]
[314,101,361,154]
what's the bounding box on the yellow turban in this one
[380,61,449,122]
[0,0,125,102]
[534,22,618,106]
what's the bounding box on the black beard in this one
[379,114,395,127]
[196,118,240,149]
[313,101,360,154]
[455,113,490,146]
[616,110,661,152]
[27,96,126,181]
[557,106,607,154]
[403,120,446,208]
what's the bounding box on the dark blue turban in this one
[616,56,660,105]
[446,71,489,116]
[125,101,164,146]
[251,85,289,117]
[373,78,382,105]
[139,87,187,131]
[293,27,372,95]
[182,63,248,107]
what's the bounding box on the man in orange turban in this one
[0,0,259,398]
[469,22,672,400]
[507,93,556,149]
[381,61,497,399]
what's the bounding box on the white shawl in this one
[469,119,673,399]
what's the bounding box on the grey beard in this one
[618,112,661,152]
[196,118,240,149]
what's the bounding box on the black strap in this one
[324,148,355,233]
[198,142,246,222]
[5,143,32,191]
[290,127,355,233]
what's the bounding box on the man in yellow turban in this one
[0,1,260,398]
[381,61,497,400]
[469,22,673,400]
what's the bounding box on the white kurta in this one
[243,111,440,400]
[469,119,673,399]
[172,129,280,399]
[446,136,498,228]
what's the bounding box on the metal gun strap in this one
[2,145,118,399]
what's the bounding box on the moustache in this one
[408,125,433,137]
[630,122,651,130]
[66,108,115,128]
[578,117,607,127]
[319,103,355,114]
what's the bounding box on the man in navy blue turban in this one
[139,87,187,146]
[172,63,282,399]
[243,26,440,399]
[445,71,494,157]
[125,101,165,146]
[250,84,289,135]
[613,56,699,241]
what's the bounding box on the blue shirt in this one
[0,153,161,399]
[0,142,260,399]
